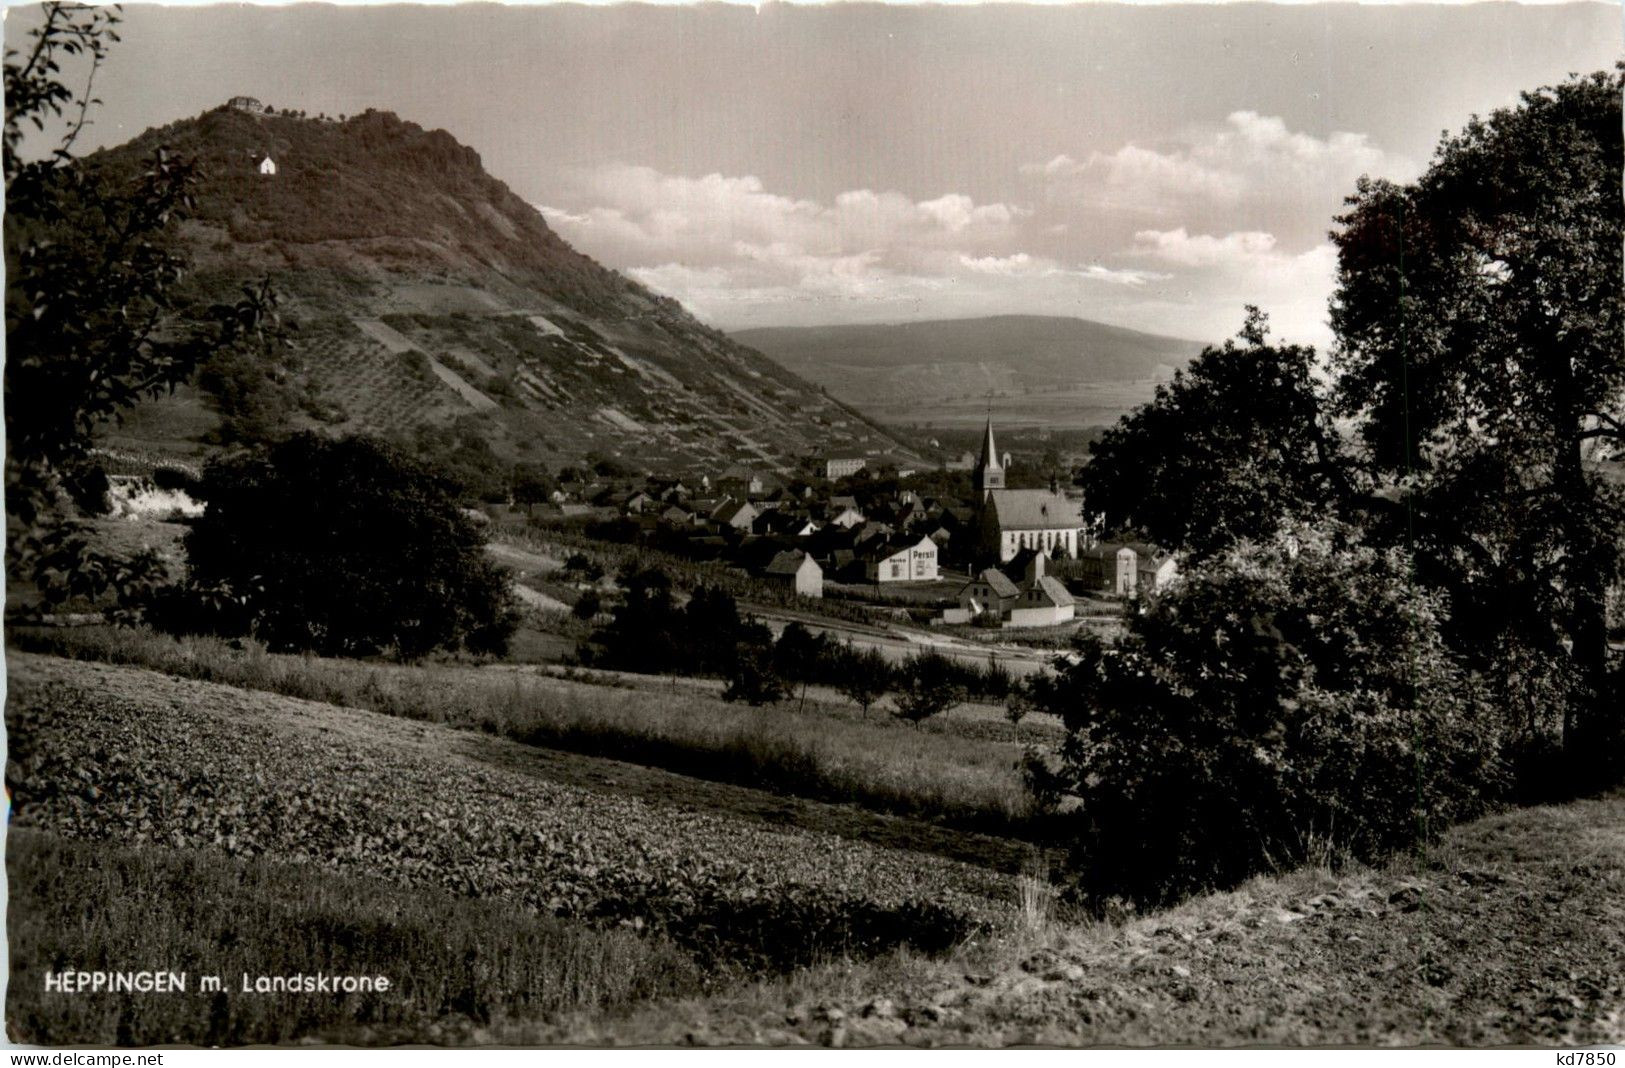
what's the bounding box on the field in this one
[8,628,1051,844]
[9,643,1625,1046]
[870,382,1168,432]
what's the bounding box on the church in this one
[972,419,1087,563]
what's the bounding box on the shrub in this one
[1036,522,1509,909]
[176,433,517,658]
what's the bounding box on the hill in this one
[733,316,1207,425]
[82,101,914,477]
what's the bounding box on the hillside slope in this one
[733,316,1206,410]
[85,102,912,473]
[567,792,1625,1046]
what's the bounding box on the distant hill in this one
[733,316,1206,410]
[82,101,914,476]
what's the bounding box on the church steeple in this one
[973,417,1005,502]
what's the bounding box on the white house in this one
[952,568,1020,623]
[258,156,278,176]
[823,456,867,480]
[1007,575,1076,627]
[865,534,939,583]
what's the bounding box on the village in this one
[487,417,1178,634]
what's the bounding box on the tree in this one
[178,434,517,658]
[834,646,892,716]
[570,589,602,621]
[891,651,967,728]
[1329,67,1625,767]
[1077,308,1348,559]
[1035,522,1508,909]
[510,462,556,506]
[772,621,830,683]
[4,3,278,613]
[722,646,790,706]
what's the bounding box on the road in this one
[745,602,1057,678]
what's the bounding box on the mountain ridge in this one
[83,101,916,479]
[733,315,1206,410]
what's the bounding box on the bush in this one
[176,433,517,658]
[1036,523,1509,909]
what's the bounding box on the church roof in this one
[988,489,1083,531]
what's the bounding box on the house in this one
[660,504,697,527]
[827,505,865,530]
[864,534,939,583]
[824,456,867,480]
[1078,540,1179,596]
[712,498,759,532]
[973,419,1086,563]
[1007,575,1076,627]
[717,465,766,497]
[616,490,654,514]
[258,156,277,176]
[956,568,1021,620]
[762,549,824,598]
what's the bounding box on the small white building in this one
[865,534,939,583]
[827,506,865,530]
[1007,576,1076,628]
[952,568,1020,623]
[258,156,278,176]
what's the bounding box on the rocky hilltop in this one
[91,101,912,474]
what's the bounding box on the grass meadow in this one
[6,829,705,1046]
[9,626,1042,839]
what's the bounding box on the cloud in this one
[536,163,1174,328]
[534,142,1372,340]
[1111,232,1340,347]
[537,165,1027,270]
[1131,228,1278,267]
[1025,111,1416,246]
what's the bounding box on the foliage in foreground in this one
[1035,524,1509,908]
[4,4,280,616]
[164,433,517,659]
[1330,66,1625,769]
[6,829,703,1046]
[1077,307,1347,560]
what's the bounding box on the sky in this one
[7,1,1620,346]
